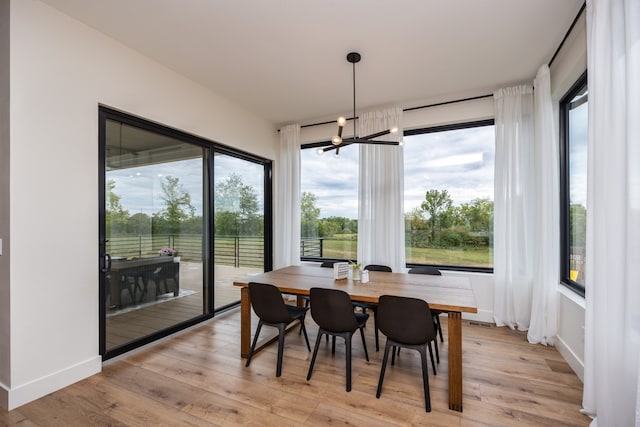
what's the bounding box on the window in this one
[300,120,495,270]
[403,121,495,271]
[560,71,588,296]
[300,142,358,261]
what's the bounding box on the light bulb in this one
[332,135,342,145]
[337,116,347,127]
[398,139,404,146]
[390,127,398,133]
[316,148,324,156]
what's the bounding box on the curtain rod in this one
[291,93,493,131]
[284,3,585,132]
[548,2,586,67]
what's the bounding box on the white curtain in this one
[582,0,640,425]
[493,85,535,330]
[357,107,406,272]
[528,64,559,346]
[274,124,301,269]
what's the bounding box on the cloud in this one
[300,124,495,218]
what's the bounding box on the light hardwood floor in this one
[1,309,590,426]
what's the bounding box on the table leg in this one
[448,311,463,411]
[241,286,251,358]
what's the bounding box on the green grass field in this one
[321,238,492,268]
[109,234,493,269]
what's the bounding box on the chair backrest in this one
[248,282,291,324]
[408,266,441,275]
[309,287,358,333]
[377,295,435,345]
[364,264,392,272]
[320,261,336,268]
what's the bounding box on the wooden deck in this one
[106,263,261,350]
[4,306,591,426]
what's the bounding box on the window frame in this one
[559,70,587,297]
[300,119,495,273]
[404,119,495,274]
[299,139,358,264]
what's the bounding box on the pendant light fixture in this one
[317,52,400,157]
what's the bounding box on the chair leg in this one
[332,335,336,354]
[436,315,444,343]
[306,329,324,381]
[373,308,379,352]
[427,342,437,375]
[392,344,397,366]
[434,338,440,363]
[276,324,285,377]
[245,321,264,367]
[345,334,352,392]
[359,326,369,362]
[418,345,432,412]
[376,340,392,398]
[300,317,311,352]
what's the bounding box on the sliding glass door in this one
[213,150,271,309]
[99,109,212,358]
[99,107,272,359]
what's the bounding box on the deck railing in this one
[107,234,275,269]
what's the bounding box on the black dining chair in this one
[306,287,370,392]
[352,264,392,352]
[376,294,437,412]
[245,282,311,377]
[408,266,445,344]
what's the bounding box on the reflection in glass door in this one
[100,109,211,358]
[213,151,271,309]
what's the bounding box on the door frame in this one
[98,105,272,360]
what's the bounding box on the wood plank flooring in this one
[1,309,591,426]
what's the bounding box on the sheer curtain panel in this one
[528,64,559,346]
[275,124,301,269]
[357,107,406,273]
[493,85,535,330]
[582,0,640,425]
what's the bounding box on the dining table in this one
[233,264,478,412]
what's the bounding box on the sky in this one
[569,100,588,207]
[107,154,264,216]
[109,124,500,220]
[301,125,495,219]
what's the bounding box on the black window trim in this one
[559,70,587,297]
[99,105,273,360]
[300,118,495,274]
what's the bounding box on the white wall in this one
[549,10,587,381]
[0,0,11,406]
[3,0,278,409]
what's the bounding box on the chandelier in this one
[318,52,401,157]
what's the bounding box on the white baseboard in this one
[556,334,584,382]
[4,356,101,410]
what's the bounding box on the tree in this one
[214,173,260,235]
[420,189,453,242]
[126,212,152,235]
[155,176,195,234]
[459,198,493,232]
[569,204,586,248]
[301,192,320,237]
[105,180,129,235]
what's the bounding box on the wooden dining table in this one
[233,265,478,412]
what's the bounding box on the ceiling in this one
[41,0,583,126]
